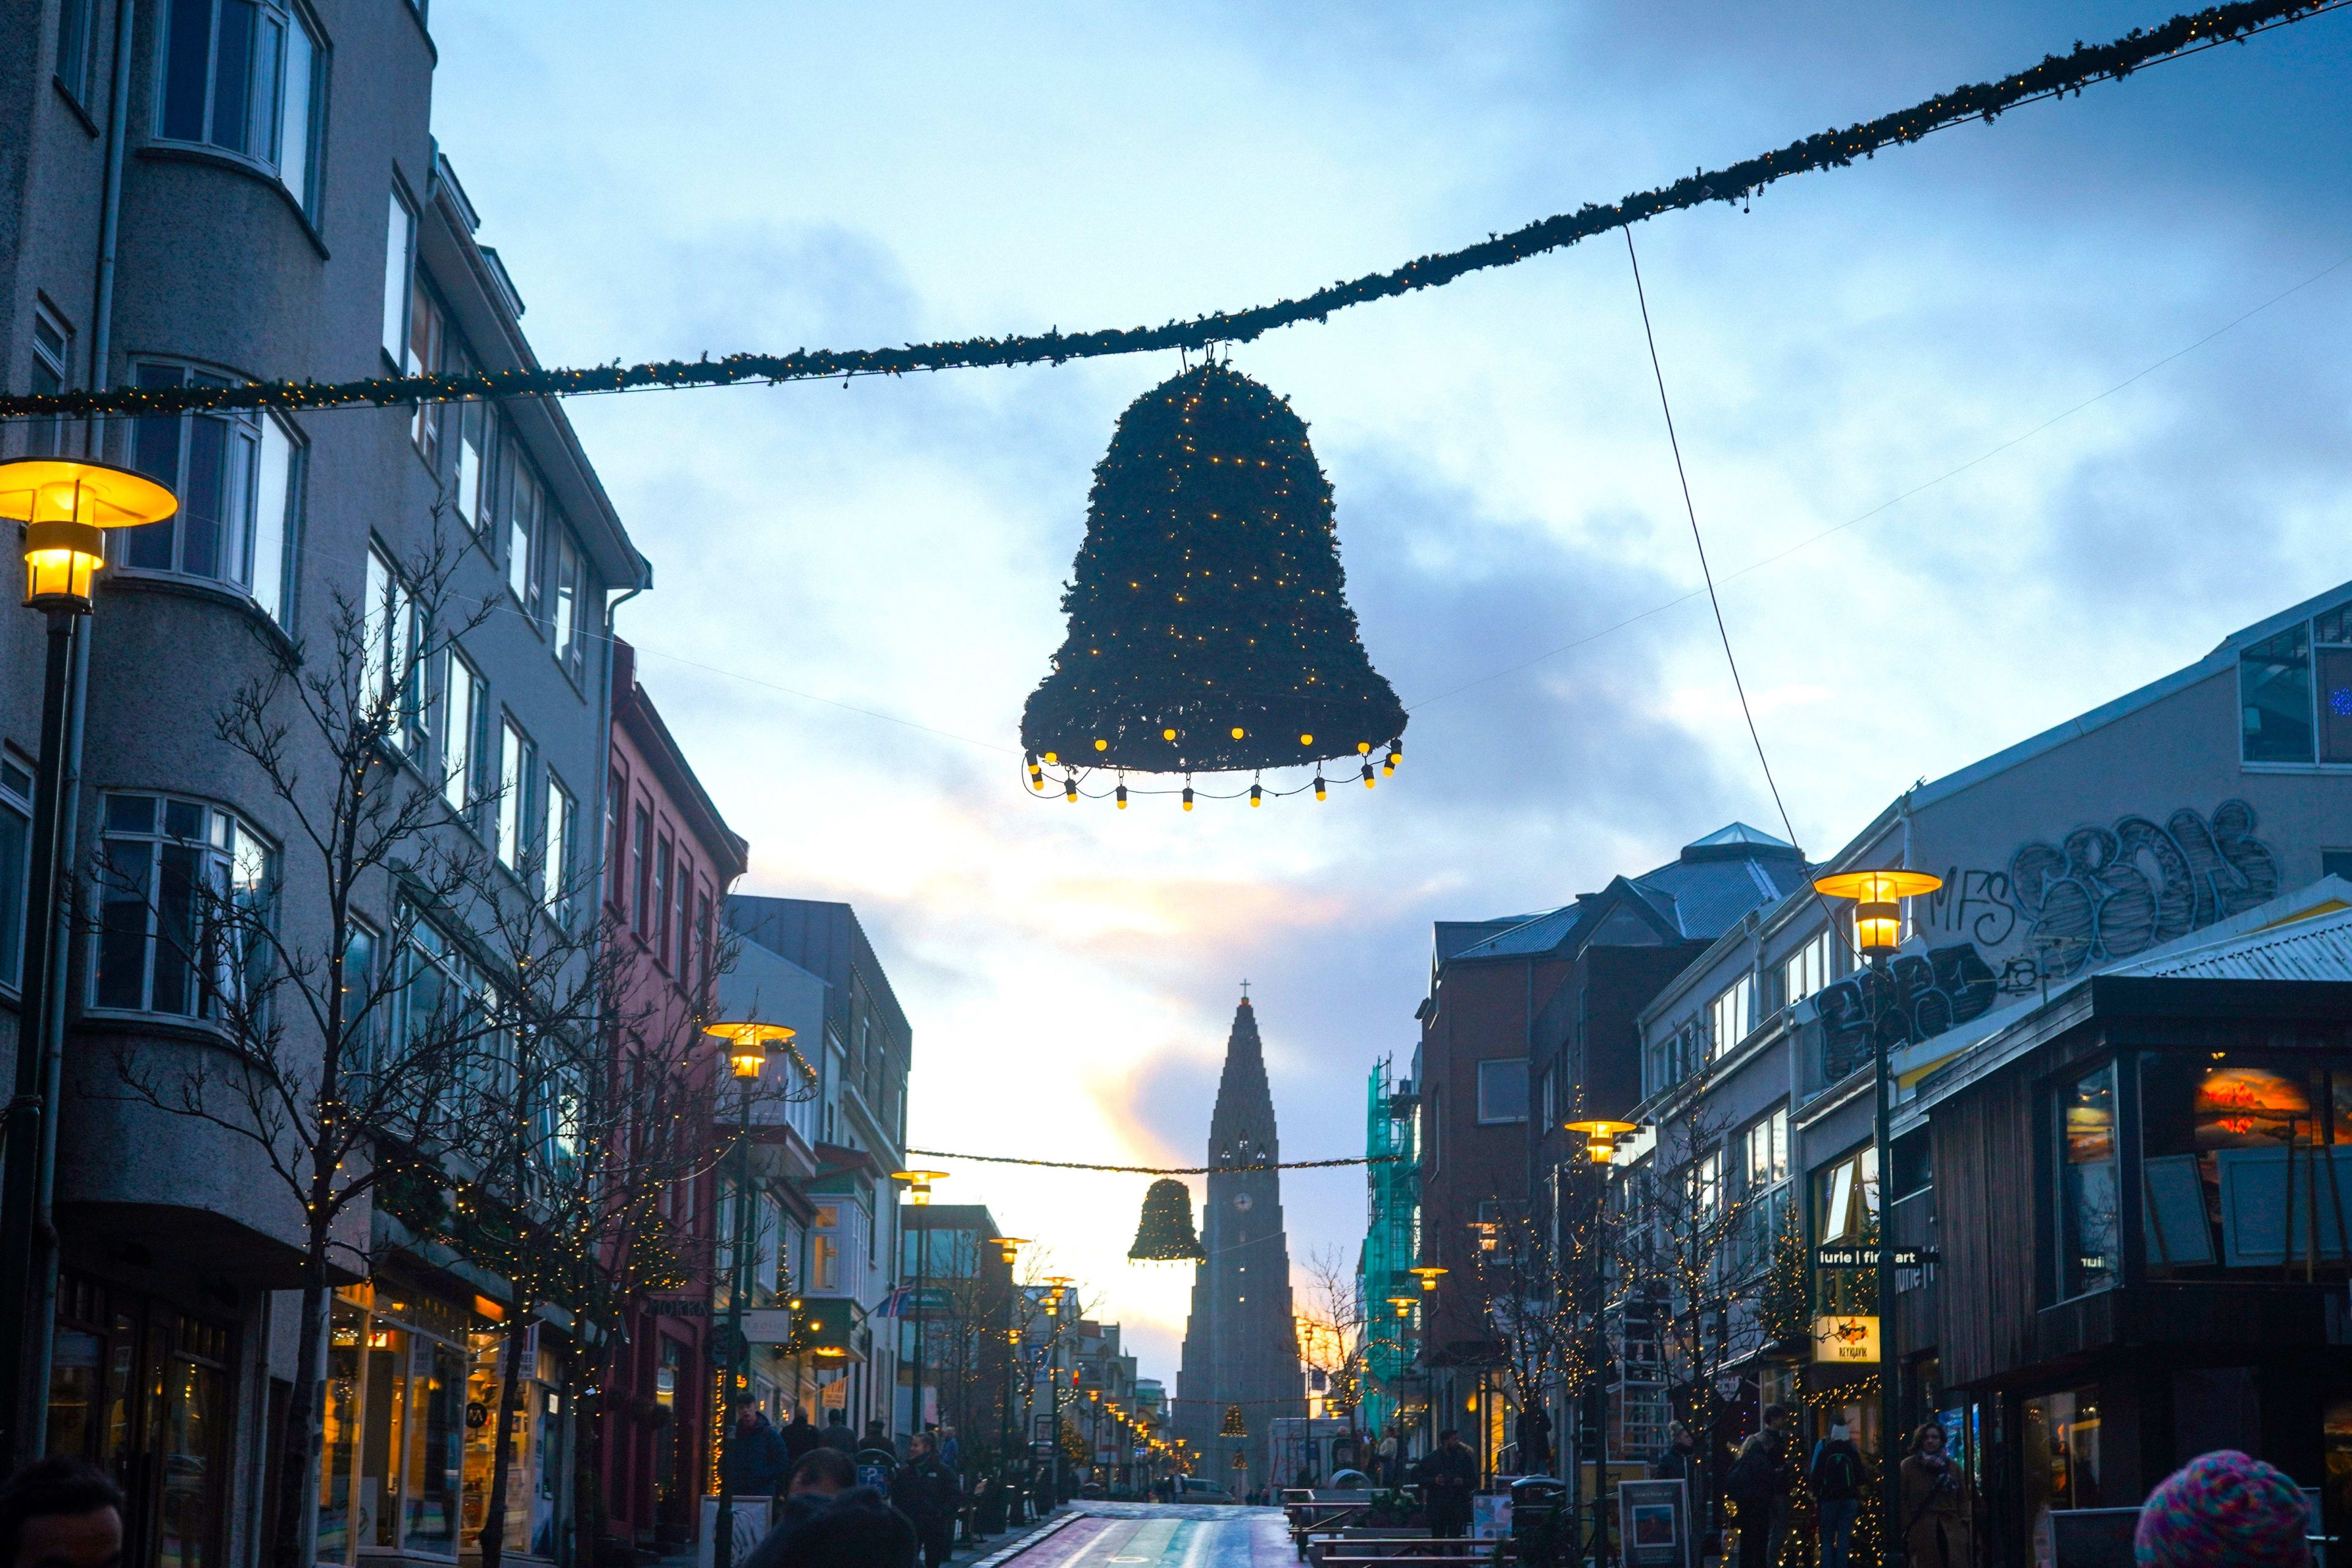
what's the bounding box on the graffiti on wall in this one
[1807,800,2281,1080]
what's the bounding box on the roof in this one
[1442,823,1808,966]
[1902,876,2352,1119]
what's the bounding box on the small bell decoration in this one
[1021,363,1406,787]
[1220,1404,1249,1439]
[1128,1178,1208,1262]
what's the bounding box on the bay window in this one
[127,365,301,622]
[92,794,273,1020]
[157,0,325,217]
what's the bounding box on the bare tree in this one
[1295,1247,1371,1453]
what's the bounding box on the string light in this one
[1182,787,1194,811]
[4,1,2325,423]
[1313,775,1326,802]
[1249,783,1262,808]
[1115,783,1128,810]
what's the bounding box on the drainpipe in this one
[86,0,136,462]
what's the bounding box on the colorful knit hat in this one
[2135,1450,2310,1567]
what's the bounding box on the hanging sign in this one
[1814,1246,1938,1269]
[1812,1315,1880,1365]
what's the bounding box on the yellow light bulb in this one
[1358,741,1372,755]
[1249,784,1262,807]
[1362,764,1376,790]
[1299,733,1314,745]
[1095,738,1109,752]
[1115,785,1128,810]
[1163,728,1177,741]
[1231,726,1245,740]
[1043,752,1058,764]
[1064,781,1078,804]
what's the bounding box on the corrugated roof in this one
[2111,903,2352,982]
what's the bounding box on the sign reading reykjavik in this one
[1813,1314,1880,1365]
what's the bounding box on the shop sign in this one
[646,1297,709,1317]
[1814,1246,1937,1269]
[740,1308,795,1344]
[1812,1314,1880,1364]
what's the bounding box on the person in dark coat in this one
[1807,1422,1867,1568]
[723,1404,791,1501]
[1418,1429,1479,1540]
[1725,1434,1777,1568]
[1514,1408,1553,1476]
[741,1450,918,1568]
[891,1433,959,1568]
[1650,1422,1697,1482]
[780,1405,821,1465]
[818,1411,856,1453]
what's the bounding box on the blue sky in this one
[427,1,2352,1375]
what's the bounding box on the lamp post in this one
[993,1237,1029,1521]
[1565,1120,1639,1562]
[889,1168,950,1441]
[1041,1277,1074,1501]
[703,1019,794,1568]
[0,459,175,1469]
[1810,869,1942,1568]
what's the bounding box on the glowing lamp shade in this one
[890,1167,951,1205]
[704,1020,797,1080]
[1811,869,1943,956]
[1565,1117,1640,1164]
[0,459,178,611]
[1408,1264,1447,1292]
[997,1236,1031,1265]
[1386,1295,1417,1319]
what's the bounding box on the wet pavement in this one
[975,1503,1291,1568]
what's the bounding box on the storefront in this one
[48,1272,240,1568]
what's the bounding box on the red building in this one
[596,640,749,1557]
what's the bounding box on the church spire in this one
[1210,990,1276,1167]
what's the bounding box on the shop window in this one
[92,794,274,1020]
[2023,1386,2104,1560]
[2058,1063,2120,1297]
[2139,1053,2352,1276]
[463,1330,567,1555]
[48,1277,234,1568]
[318,1289,466,1565]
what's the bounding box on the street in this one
[981,1504,1291,1568]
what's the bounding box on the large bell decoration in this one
[1128,1178,1208,1263]
[1021,363,1407,794]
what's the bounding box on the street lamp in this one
[1040,1278,1076,1501]
[0,458,175,1471]
[702,1019,794,1568]
[1811,867,1942,1568]
[1564,1118,1639,1166]
[1562,1118,1640,1543]
[889,1169,951,1441]
[993,1238,1030,1523]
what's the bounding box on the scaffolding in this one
[1358,1055,1420,1441]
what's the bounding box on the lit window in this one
[1744,1107,1789,1191]
[2059,1064,2120,1297]
[93,794,274,1019]
[157,0,325,215]
[126,364,302,623]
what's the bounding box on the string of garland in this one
[904,1145,1398,1175]
[2,0,2338,427]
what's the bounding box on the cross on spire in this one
[1240,979,1251,1002]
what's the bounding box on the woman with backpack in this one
[1807,1422,1866,1568]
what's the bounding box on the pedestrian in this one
[0,1457,125,1568]
[1761,1404,1797,1567]
[1651,1422,1697,1482]
[819,1409,856,1453]
[2135,1449,2311,1568]
[1418,1428,1479,1540]
[1899,1423,1972,1568]
[1515,1406,1553,1476]
[1725,1433,1777,1568]
[741,1449,919,1568]
[1807,1422,1866,1568]
[723,1403,791,1504]
[892,1433,960,1568]
[939,1425,959,1474]
[1376,1431,1400,1488]
[780,1404,820,1466]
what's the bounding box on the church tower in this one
[1175,992,1303,1495]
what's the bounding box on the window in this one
[630,804,650,931]
[57,0,99,108]
[93,794,273,1019]
[1689,1148,1723,1220]
[2138,1053,2352,1278]
[652,835,673,968]
[542,774,573,922]
[503,448,540,610]
[1782,932,1830,1009]
[407,283,442,463]
[1708,973,1753,1059]
[1744,1107,1789,1192]
[340,920,377,1069]
[454,401,491,532]
[363,546,420,750]
[2059,1064,2120,1296]
[1474,1058,1526,1123]
[2022,1385,2106,1547]
[673,858,692,981]
[496,720,531,873]
[440,650,481,818]
[0,759,30,990]
[604,767,626,911]
[157,0,323,214]
[26,305,70,459]
[127,364,301,620]
[382,189,415,368]
[1812,1145,1879,1315]
[546,526,583,676]
[2241,623,2313,763]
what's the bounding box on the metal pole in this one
[713,1082,754,1568]
[0,609,82,1470]
[1872,951,1901,1568]
[913,1216,926,1441]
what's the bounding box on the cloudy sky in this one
[426,1,2352,1375]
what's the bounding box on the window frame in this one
[2056,1059,2122,1300]
[90,792,276,1023]
[1782,932,1830,1011]
[0,758,32,993]
[541,771,573,924]
[494,718,534,877]
[439,647,484,824]
[1474,1057,1527,1126]
[1708,973,1754,1061]
[56,0,100,110]
[154,0,326,217]
[124,361,303,623]
[382,184,416,371]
